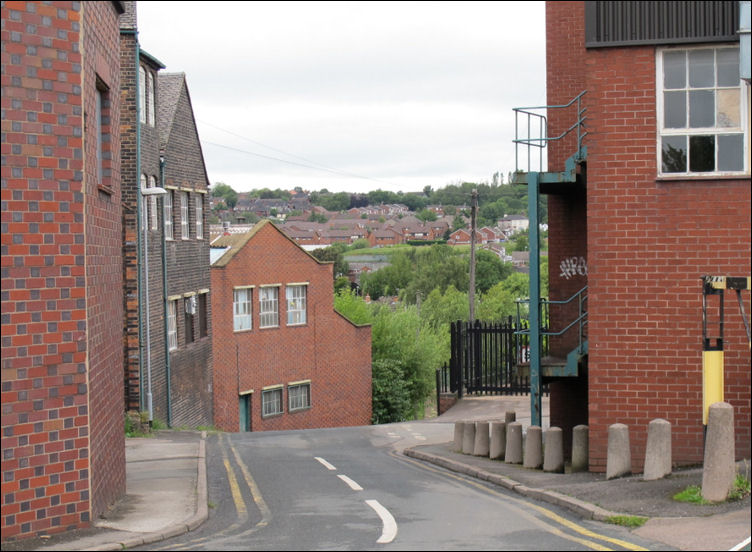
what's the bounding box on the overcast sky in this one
[136,1,547,195]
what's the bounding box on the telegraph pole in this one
[469,189,478,321]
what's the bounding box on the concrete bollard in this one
[702,402,736,502]
[505,411,516,424]
[524,426,543,469]
[489,421,507,460]
[453,421,465,452]
[571,425,589,473]
[462,421,476,455]
[643,418,672,480]
[474,421,490,456]
[606,423,632,479]
[505,422,523,464]
[543,427,565,473]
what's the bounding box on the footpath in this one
[2,395,749,551]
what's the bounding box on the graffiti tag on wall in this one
[559,256,587,280]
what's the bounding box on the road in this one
[138,421,665,551]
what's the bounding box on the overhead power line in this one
[197,119,406,190]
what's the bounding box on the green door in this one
[239,394,251,432]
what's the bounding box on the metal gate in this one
[445,318,532,398]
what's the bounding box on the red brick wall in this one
[546,1,751,472]
[1,1,125,541]
[212,222,372,432]
[82,0,126,520]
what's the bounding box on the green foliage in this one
[212,182,238,209]
[416,208,438,222]
[370,304,445,420]
[334,289,373,325]
[310,243,349,278]
[334,276,351,295]
[371,359,412,424]
[605,515,648,528]
[672,485,709,504]
[350,238,370,250]
[308,211,328,223]
[475,249,513,294]
[508,232,529,252]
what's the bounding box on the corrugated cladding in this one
[585,1,740,48]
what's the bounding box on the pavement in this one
[2,396,749,551]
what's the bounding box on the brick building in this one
[535,1,750,472]
[2,0,126,541]
[120,0,212,428]
[210,220,372,432]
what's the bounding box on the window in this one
[147,71,155,127]
[167,299,178,351]
[233,287,252,331]
[259,286,279,328]
[198,292,208,338]
[148,175,158,230]
[286,285,307,325]
[288,382,311,411]
[262,386,283,417]
[658,46,747,176]
[180,191,189,239]
[195,194,204,239]
[95,86,104,184]
[164,190,173,240]
[184,296,195,344]
[139,66,146,125]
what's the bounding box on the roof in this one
[210,219,327,268]
[157,73,184,150]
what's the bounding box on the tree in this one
[416,208,437,222]
[475,249,513,294]
[310,243,349,279]
[212,182,238,209]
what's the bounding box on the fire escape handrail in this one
[513,90,588,174]
[515,285,588,358]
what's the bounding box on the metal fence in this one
[437,318,548,399]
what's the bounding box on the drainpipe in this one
[160,153,172,426]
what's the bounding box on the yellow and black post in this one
[701,276,751,426]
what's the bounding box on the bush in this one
[371,359,412,424]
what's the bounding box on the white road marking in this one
[337,474,363,491]
[730,537,751,551]
[365,499,398,544]
[314,456,337,470]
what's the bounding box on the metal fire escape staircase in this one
[511,91,589,427]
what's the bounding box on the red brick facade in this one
[2,1,125,541]
[545,1,751,472]
[211,221,372,432]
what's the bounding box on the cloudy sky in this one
[136,1,547,195]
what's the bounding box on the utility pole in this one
[469,189,478,321]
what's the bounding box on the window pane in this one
[717,134,744,172]
[716,48,739,87]
[663,91,686,128]
[164,191,173,240]
[689,90,714,128]
[260,287,279,327]
[716,88,740,128]
[663,50,685,89]
[688,49,714,88]
[661,135,687,173]
[689,135,715,172]
[234,289,252,331]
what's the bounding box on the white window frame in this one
[259,286,279,328]
[139,66,146,125]
[164,190,173,240]
[233,287,253,332]
[167,299,178,351]
[195,194,204,240]
[180,191,189,239]
[286,284,307,326]
[288,381,311,412]
[262,386,283,417]
[147,71,155,127]
[656,44,749,177]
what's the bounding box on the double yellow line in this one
[396,451,648,551]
